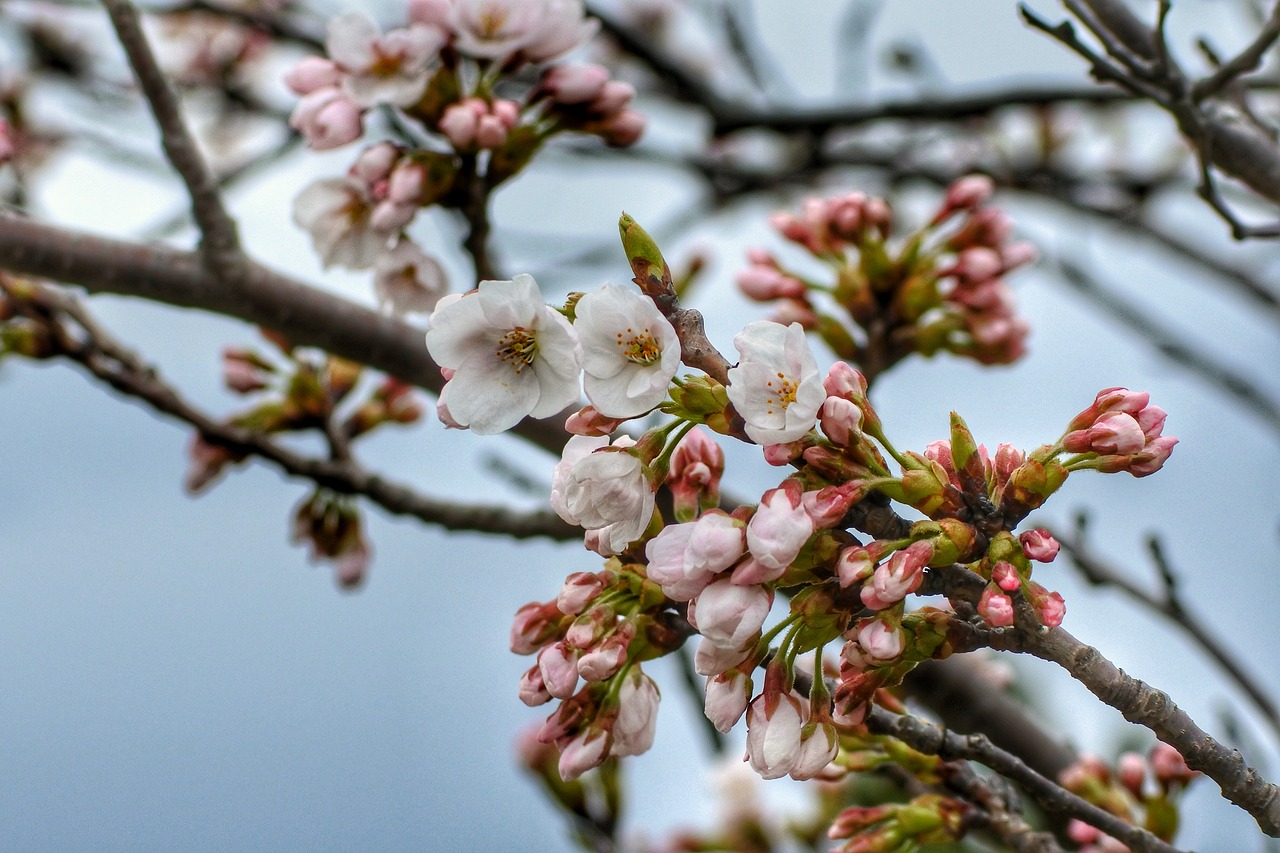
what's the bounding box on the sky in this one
[2,1,1279,851]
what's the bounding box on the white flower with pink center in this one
[726,321,825,445]
[575,284,681,418]
[325,12,444,107]
[425,274,582,434]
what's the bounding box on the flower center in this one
[477,8,511,39]
[616,327,660,365]
[763,371,798,416]
[497,327,538,373]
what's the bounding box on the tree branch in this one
[6,278,577,540]
[100,0,242,267]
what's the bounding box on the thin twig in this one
[1195,0,1280,100]
[1051,519,1280,741]
[100,0,242,268]
[9,279,578,540]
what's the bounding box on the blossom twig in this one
[864,706,1189,853]
[100,0,242,267]
[7,279,577,541]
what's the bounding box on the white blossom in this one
[326,12,444,107]
[553,436,655,553]
[292,177,397,269]
[425,274,582,434]
[575,284,680,418]
[725,321,825,445]
[450,0,597,61]
[373,239,447,317]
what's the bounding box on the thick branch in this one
[995,625,1280,836]
[0,214,570,455]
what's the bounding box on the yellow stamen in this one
[615,326,660,365]
[497,327,538,374]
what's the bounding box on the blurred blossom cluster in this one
[286,1,645,314]
[738,176,1037,375]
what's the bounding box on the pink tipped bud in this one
[1026,582,1065,627]
[978,586,1015,627]
[590,80,635,115]
[737,264,805,301]
[801,481,863,529]
[518,664,552,706]
[538,641,580,700]
[992,561,1021,592]
[819,396,863,447]
[1150,742,1197,788]
[1019,528,1060,562]
[704,670,751,733]
[823,361,868,401]
[289,87,364,150]
[439,100,480,148]
[284,57,341,95]
[944,175,994,212]
[1118,752,1146,797]
[600,109,646,147]
[557,572,603,615]
[510,600,564,655]
[1128,435,1178,477]
[565,405,625,436]
[541,63,611,104]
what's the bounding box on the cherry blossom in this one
[450,0,598,62]
[726,321,825,445]
[575,284,681,418]
[425,274,582,434]
[373,239,447,316]
[553,438,656,553]
[325,12,444,107]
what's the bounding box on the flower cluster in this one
[424,274,681,435]
[737,176,1036,375]
[288,2,645,312]
[459,216,1180,796]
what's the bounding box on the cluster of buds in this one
[439,215,1180,791]
[287,3,643,310]
[736,176,1035,376]
[827,794,967,852]
[290,489,371,589]
[1060,745,1200,851]
[187,334,423,586]
[1060,387,1178,477]
[510,559,685,781]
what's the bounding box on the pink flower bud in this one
[541,64,610,104]
[791,723,839,780]
[688,578,772,648]
[612,670,660,757]
[539,641,580,699]
[591,80,635,114]
[745,690,804,780]
[1118,751,1146,797]
[577,626,630,681]
[557,571,603,615]
[285,56,341,95]
[992,560,1021,592]
[510,600,562,655]
[823,361,868,401]
[222,347,271,394]
[289,87,364,150]
[745,482,813,573]
[951,247,1002,282]
[1137,404,1167,438]
[565,405,625,436]
[819,395,863,447]
[1019,528,1060,562]
[802,481,863,529]
[859,542,929,609]
[852,618,904,665]
[737,265,806,301]
[978,586,1015,627]
[704,671,751,733]
[1128,435,1178,477]
[1150,742,1197,788]
[694,636,753,676]
[835,543,879,588]
[476,113,509,149]
[601,109,646,147]
[439,101,480,148]
[1001,241,1038,270]
[1086,411,1147,454]
[519,664,552,706]
[557,728,609,781]
[944,174,994,212]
